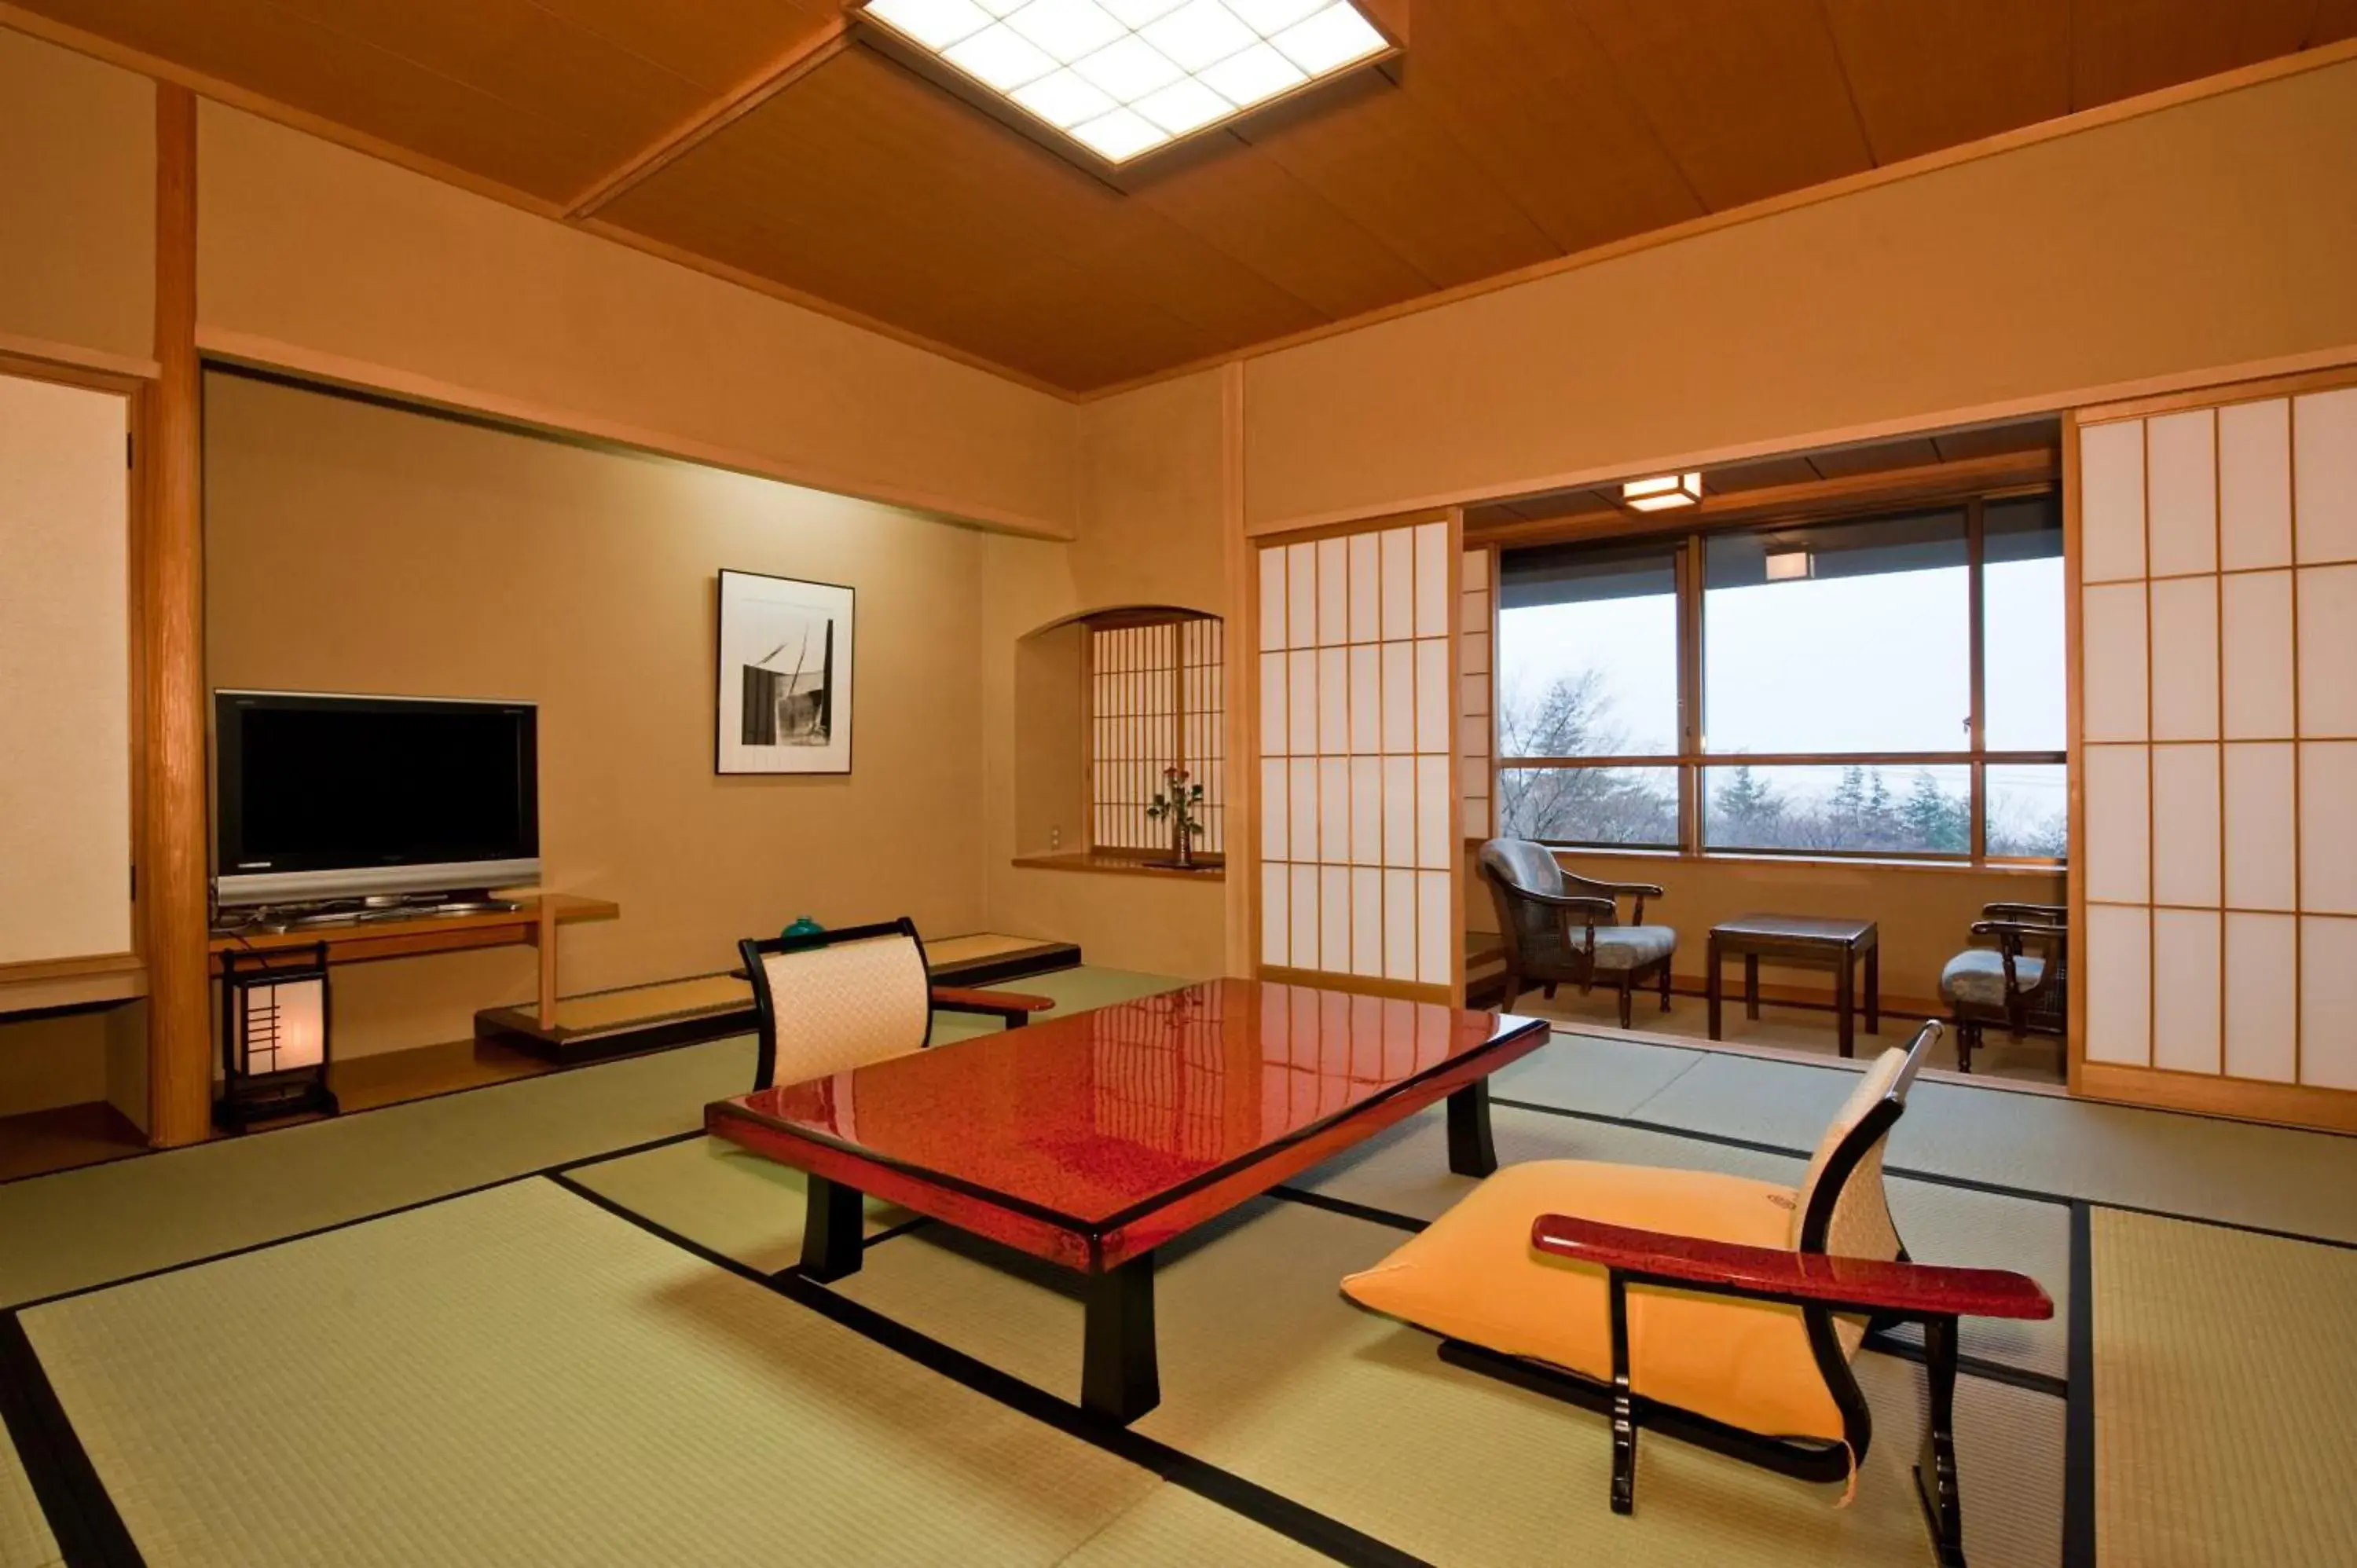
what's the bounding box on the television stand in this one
[207,893,619,1028]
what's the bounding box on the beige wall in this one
[204,372,990,1057]
[981,371,1232,978]
[1242,55,2357,530]
[0,28,152,365]
[1469,847,2064,1016]
[195,102,1079,540]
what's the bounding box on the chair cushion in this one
[1340,1160,1852,1442]
[1939,948,2046,1009]
[1591,925,1677,969]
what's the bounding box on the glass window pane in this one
[1499,764,1678,848]
[1986,762,2069,858]
[1497,542,1678,757]
[1983,496,2066,752]
[1703,764,1970,855]
[1703,511,1970,754]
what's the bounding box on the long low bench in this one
[473,934,1080,1063]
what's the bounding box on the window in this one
[1496,491,2066,863]
[1087,613,1225,857]
[1496,543,1680,847]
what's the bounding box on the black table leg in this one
[1915,1313,1966,1566]
[1865,943,1881,1035]
[1836,952,1856,1059]
[1706,935,1724,1040]
[1082,1253,1160,1423]
[1447,1078,1497,1178]
[800,1173,864,1282]
[1743,953,1760,1020]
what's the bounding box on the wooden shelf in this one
[1009,852,1223,882]
[207,894,618,973]
[0,954,145,1017]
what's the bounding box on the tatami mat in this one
[19,1179,1303,1567]
[1055,1485,1330,1567]
[925,932,1074,968]
[1490,1029,1705,1117]
[566,1135,915,1274]
[0,1433,57,1568]
[1299,1101,2073,1380]
[928,968,1186,1046]
[0,1036,753,1310]
[835,1199,2061,1567]
[2094,1207,2357,1568]
[1523,1032,2357,1242]
[0,965,1186,1312]
[529,972,751,1033]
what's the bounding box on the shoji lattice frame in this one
[1086,613,1226,858]
[1252,511,1464,1005]
[2069,364,2357,1132]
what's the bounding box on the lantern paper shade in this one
[217,943,339,1131]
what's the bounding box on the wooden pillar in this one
[145,84,211,1146]
[1218,361,1256,980]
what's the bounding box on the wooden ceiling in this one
[12,0,2353,394]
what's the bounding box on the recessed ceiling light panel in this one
[855,0,1399,167]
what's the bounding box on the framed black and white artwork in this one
[716,569,854,775]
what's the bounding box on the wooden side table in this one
[1706,914,1879,1057]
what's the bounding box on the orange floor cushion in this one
[1340,1160,1855,1442]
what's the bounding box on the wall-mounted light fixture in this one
[1764,549,1814,581]
[851,1,1401,175]
[1622,472,1703,513]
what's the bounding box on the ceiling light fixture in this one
[1622,472,1704,513]
[854,0,1398,169]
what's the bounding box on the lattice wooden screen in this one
[2077,382,2357,1088]
[1256,518,1459,990]
[1089,616,1226,855]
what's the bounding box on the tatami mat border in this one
[2064,1201,2095,1568]
[544,1172,1426,1568]
[0,1315,140,1567]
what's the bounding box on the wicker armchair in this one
[1937,903,2067,1074]
[1477,838,1677,1028]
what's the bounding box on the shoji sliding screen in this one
[1461,547,1496,842]
[1256,515,1462,1001]
[2073,372,2357,1128]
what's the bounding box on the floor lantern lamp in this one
[216,944,339,1131]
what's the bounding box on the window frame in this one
[1494,489,2067,869]
[1083,607,1226,864]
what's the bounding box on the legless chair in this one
[739,918,1053,1093]
[1340,1021,2050,1567]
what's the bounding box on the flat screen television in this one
[213,691,540,907]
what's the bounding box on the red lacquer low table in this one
[706,978,1549,1421]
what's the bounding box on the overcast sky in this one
[1497,558,2067,812]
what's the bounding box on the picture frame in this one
[715,569,855,775]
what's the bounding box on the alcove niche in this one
[1014,606,1226,870]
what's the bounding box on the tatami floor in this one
[1507,982,2067,1087]
[4,967,2352,1567]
